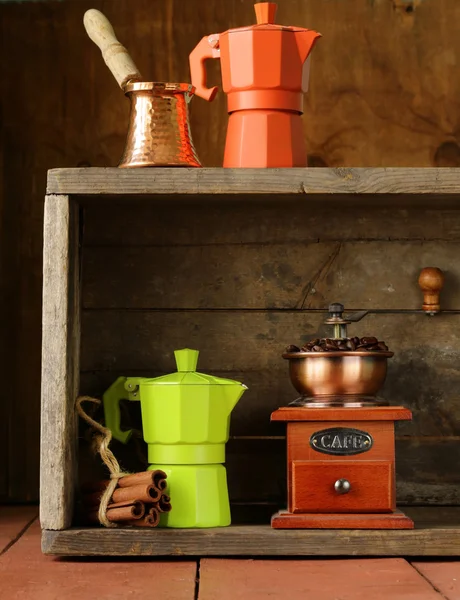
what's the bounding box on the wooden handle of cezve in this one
[83,9,142,88]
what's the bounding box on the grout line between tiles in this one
[410,561,449,600]
[0,514,38,557]
[194,558,201,600]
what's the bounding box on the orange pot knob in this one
[254,2,277,24]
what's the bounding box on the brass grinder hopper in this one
[283,303,394,408]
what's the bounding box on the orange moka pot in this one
[189,2,321,168]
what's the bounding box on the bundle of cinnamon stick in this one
[80,470,171,527]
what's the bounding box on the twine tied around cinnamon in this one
[76,395,130,527]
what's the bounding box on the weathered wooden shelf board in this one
[47,168,460,204]
[42,508,460,557]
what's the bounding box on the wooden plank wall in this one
[2,0,460,501]
[80,200,460,511]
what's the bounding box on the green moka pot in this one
[103,349,247,528]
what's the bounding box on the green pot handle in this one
[102,376,140,444]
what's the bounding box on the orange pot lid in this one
[223,2,314,34]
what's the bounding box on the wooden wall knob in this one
[418,267,445,314]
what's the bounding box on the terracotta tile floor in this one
[1,507,459,599]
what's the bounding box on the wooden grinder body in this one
[271,407,414,529]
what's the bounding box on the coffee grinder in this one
[271,303,414,529]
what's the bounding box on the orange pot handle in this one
[189,34,220,102]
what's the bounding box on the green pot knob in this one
[174,348,199,372]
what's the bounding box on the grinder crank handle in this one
[84,9,142,89]
[189,35,220,102]
[102,376,140,444]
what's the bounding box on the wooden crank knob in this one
[83,9,142,89]
[418,267,445,315]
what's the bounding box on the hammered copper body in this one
[283,351,394,407]
[119,82,201,168]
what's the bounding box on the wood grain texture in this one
[0,103,6,498]
[41,508,460,556]
[84,204,460,246]
[199,559,436,599]
[10,0,460,175]
[286,420,396,514]
[76,433,460,506]
[83,9,143,88]
[40,195,81,530]
[291,460,393,513]
[412,561,460,600]
[0,0,198,503]
[0,41,5,496]
[419,267,446,314]
[80,311,460,437]
[48,167,460,197]
[273,407,412,422]
[77,192,460,513]
[78,368,449,440]
[287,422,395,463]
[271,511,413,530]
[80,311,457,374]
[82,241,460,311]
[5,0,460,504]
[226,437,460,506]
[396,438,460,506]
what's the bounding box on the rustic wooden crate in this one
[40,167,460,556]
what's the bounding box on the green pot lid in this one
[141,349,244,386]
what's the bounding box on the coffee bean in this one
[286,337,390,353]
[361,337,378,345]
[286,345,300,353]
[325,343,338,351]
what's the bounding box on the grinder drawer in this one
[291,460,393,514]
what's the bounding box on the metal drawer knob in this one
[334,478,351,494]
